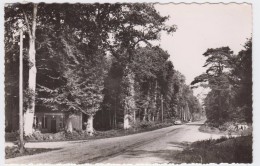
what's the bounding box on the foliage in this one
[5,3,201,133]
[191,38,252,125]
[5,146,56,159]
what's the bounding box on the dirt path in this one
[6,120,224,164]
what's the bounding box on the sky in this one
[154,3,252,86]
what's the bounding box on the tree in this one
[5,3,177,134]
[103,4,176,128]
[191,40,252,125]
[121,66,136,129]
[23,4,38,136]
[232,38,252,123]
[36,28,107,135]
[5,3,39,136]
[131,46,170,122]
[99,60,123,129]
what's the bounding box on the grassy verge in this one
[198,122,252,136]
[6,121,174,142]
[5,146,59,159]
[175,135,252,163]
[5,121,174,159]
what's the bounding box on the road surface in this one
[6,120,224,164]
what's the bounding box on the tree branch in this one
[22,9,32,38]
[31,4,38,39]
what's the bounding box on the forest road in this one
[5,120,224,164]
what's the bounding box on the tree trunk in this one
[156,111,160,121]
[133,109,136,123]
[143,108,147,121]
[124,98,130,130]
[109,109,111,128]
[180,107,182,121]
[24,4,38,136]
[114,98,117,128]
[184,108,186,121]
[123,66,135,129]
[161,95,163,122]
[154,81,158,122]
[114,110,117,128]
[148,112,152,122]
[65,116,73,132]
[86,114,94,136]
[124,113,130,129]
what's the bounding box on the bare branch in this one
[22,9,32,38]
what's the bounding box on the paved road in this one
[6,120,224,164]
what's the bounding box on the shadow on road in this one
[105,142,190,164]
[184,123,203,126]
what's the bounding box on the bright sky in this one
[154,3,252,85]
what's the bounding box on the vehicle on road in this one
[174,120,182,125]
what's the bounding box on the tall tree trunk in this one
[114,110,116,128]
[114,98,117,128]
[123,66,135,129]
[154,80,158,122]
[109,109,111,128]
[156,111,160,121]
[65,115,73,132]
[148,112,151,122]
[133,109,136,123]
[124,113,130,129]
[23,4,38,136]
[180,107,183,121]
[143,108,147,121]
[161,95,163,122]
[123,97,130,129]
[218,90,222,122]
[86,114,94,136]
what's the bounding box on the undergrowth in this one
[175,135,252,163]
[5,146,57,159]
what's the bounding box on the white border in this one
[0,0,259,166]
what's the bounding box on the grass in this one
[175,135,252,163]
[199,122,253,136]
[5,121,174,159]
[5,121,174,142]
[5,146,58,159]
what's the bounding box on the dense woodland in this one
[191,38,252,126]
[5,3,203,136]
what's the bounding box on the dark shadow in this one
[184,123,203,126]
[69,140,89,144]
[118,149,182,163]
[5,147,62,159]
[167,141,190,148]
[110,142,190,164]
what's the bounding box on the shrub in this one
[5,146,55,159]
[5,131,19,142]
[132,120,155,130]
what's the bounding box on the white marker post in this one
[19,27,24,153]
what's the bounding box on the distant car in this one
[174,120,182,125]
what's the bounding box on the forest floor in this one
[5,120,225,164]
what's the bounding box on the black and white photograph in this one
[2,1,258,165]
